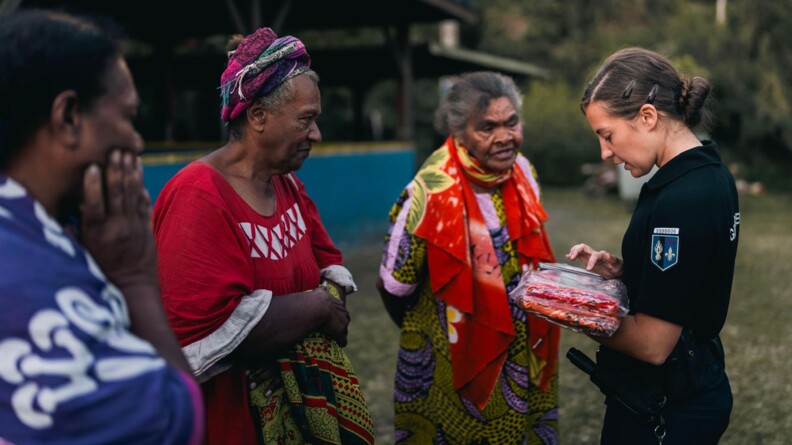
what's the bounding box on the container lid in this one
[538,262,606,280]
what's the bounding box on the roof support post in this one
[224,0,247,35]
[350,82,374,141]
[148,43,176,142]
[393,22,414,141]
[272,0,292,34]
[251,0,261,30]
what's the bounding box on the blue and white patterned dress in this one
[0,175,202,445]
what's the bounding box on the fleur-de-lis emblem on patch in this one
[654,240,663,261]
[665,247,676,262]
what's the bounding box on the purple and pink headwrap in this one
[219,27,311,122]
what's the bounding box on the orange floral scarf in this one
[411,136,559,408]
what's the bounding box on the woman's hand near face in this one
[80,148,192,374]
[566,243,624,279]
[80,149,157,289]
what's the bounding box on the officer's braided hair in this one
[580,47,712,131]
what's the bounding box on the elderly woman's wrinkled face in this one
[458,96,523,173]
[261,74,322,173]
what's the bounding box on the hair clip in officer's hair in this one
[622,80,636,99]
[646,83,659,104]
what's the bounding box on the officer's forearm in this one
[590,313,682,365]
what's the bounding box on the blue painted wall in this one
[142,144,416,249]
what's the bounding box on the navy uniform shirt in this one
[621,141,740,340]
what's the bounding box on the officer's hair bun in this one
[680,76,710,128]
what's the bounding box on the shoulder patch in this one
[650,232,679,271]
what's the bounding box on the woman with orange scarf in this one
[377,71,560,444]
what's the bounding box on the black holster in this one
[665,330,726,402]
[566,330,726,423]
[566,347,666,425]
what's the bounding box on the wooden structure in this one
[3,0,548,143]
[0,0,552,245]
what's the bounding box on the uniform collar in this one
[646,140,722,190]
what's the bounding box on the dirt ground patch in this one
[341,188,792,444]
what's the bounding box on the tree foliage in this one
[474,0,792,189]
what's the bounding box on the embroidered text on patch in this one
[729,212,740,241]
[653,227,679,235]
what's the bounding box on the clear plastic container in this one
[510,262,629,337]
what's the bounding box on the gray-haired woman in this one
[377,71,561,444]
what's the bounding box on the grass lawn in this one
[342,187,792,444]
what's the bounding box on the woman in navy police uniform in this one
[567,47,739,445]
